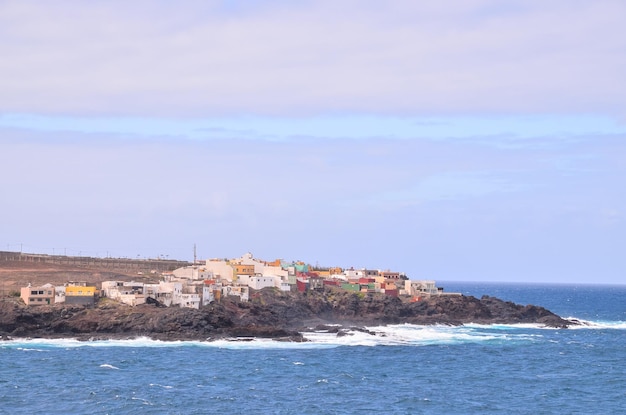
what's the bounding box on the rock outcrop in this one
[0,289,574,342]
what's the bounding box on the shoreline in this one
[0,289,576,342]
[1,319,584,345]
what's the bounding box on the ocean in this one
[1,282,624,414]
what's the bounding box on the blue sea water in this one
[1,283,625,414]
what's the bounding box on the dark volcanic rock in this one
[0,289,574,341]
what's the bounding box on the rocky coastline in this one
[0,289,575,342]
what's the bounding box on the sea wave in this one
[1,320,623,349]
[303,324,542,347]
[563,318,626,330]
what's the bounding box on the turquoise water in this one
[1,283,625,414]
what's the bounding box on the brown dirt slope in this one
[0,260,158,295]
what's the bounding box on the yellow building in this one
[329,267,343,275]
[65,285,97,305]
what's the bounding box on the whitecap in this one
[462,323,553,330]
[4,318,623,350]
[302,323,543,347]
[99,364,120,370]
[149,383,173,389]
[15,347,46,352]
[564,318,626,330]
[131,397,153,405]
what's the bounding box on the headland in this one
[0,251,575,342]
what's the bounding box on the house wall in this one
[20,286,55,305]
[64,285,96,305]
[119,294,146,306]
[237,275,251,286]
[344,269,364,278]
[237,252,266,274]
[172,266,213,281]
[55,286,66,303]
[262,265,288,279]
[405,280,438,295]
[202,286,218,305]
[248,276,276,290]
[65,296,95,305]
[234,264,255,276]
[176,293,200,309]
[380,271,402,280]
[203,260,235,282]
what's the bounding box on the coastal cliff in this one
[0,289,573,342]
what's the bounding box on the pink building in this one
[21,284,55,305]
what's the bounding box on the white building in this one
[248,276,277,290]
[144,283,173,306]
[234,253,290,280]
[202,260,235,282]
[344,268,365,279]
[405,280,439,296]
[173,265,213,281]
[101,281,146,306]
[202,281,222,306]
[54,285,66,303]
[176,293,201,309]
[235,252,266,274]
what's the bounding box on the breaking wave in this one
[1,320,623,350]
[563,318,626,330]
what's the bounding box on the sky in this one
[1,1,625,284]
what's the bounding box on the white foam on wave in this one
[462,323,556,330]
[149,383,173,389]
[0,336,333,350]
[1,319,623,349]
[303,324,540,347]
[99,363,120,370]
[14,347,47,352]
[564,318,626,330]
[201,338,336,350]
[1,337,189,349]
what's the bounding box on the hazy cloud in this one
[2,1,625,283]
[1,0,624,116]
[2,130,624,282]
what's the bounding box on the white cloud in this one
[0,0,624,116]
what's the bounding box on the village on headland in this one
[14,252,460,309]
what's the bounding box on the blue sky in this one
[1,1,625,284]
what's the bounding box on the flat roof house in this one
[21,284,55,306]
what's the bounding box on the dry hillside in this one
[0,261,159,296]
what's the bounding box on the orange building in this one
[233,264,255,276]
